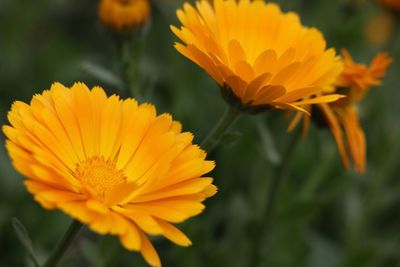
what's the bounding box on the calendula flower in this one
[289,50,392,173]
[171,0,343,114]
[378,0,400,12]
[99,0,151,31]
[3,82,216,267]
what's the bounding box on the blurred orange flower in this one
[3,83,217,267]
[364,11,395,47]
[171,0,343,114]
[378,0,400,12]
[99,0,150,31]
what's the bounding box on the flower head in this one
[99,0,151,31]
[3,82,216,267]
[171,0,343,113]
[289,51,392,173]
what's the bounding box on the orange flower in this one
[171,0,343,114]
[336,49,393,92]
[290,50,392,173]
[98,0,151,31]
[3,82,217,267]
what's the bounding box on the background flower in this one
[336,49,393,92]
[99,0,151,31]
[364,11,395,47]
[378,0,400,13]
[3,82,216,267]
[290,50,392,173]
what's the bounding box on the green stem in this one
[119,39,142,100]
[200,105,241,152]
[250,129,302,266]
[42,220,83,267]
[31,254,40,267]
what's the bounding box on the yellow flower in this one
[3,82,216,267]
[98,0,151,31]
[171,0,343,113]
[289,51,392,173]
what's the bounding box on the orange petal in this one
[156,219,192,247]
[139,231,161,267]
[319,104,350,169]
[253,85,286,105]
[290,94,344,106]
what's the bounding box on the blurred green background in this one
[1,0,400,266]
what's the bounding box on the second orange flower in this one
[171,0,343,113]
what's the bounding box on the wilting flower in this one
[98,0,151,31]
[336,50,393,93]
[171,0,343,113]
[290,50,392,173]
[3,83,216,267]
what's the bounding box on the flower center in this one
[75,157,126,200]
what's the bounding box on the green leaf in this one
[255,119,281,165]
[81,61,123,88]
[12,217,40,267]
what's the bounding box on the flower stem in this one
[251,129,301,266]
[42,219,83,267]
[119,39,142,100]
[200,105,241,152]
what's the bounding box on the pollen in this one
[75,157,126,200]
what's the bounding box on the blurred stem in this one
[31,254,40,267]
[118,38,142,100]
[43,219,83,267]
[251,129,301,266]
[12,217,40,267]
[200,105,241,152]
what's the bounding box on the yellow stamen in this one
[75,157,126,200]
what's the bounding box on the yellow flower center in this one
[75,157,126,200]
